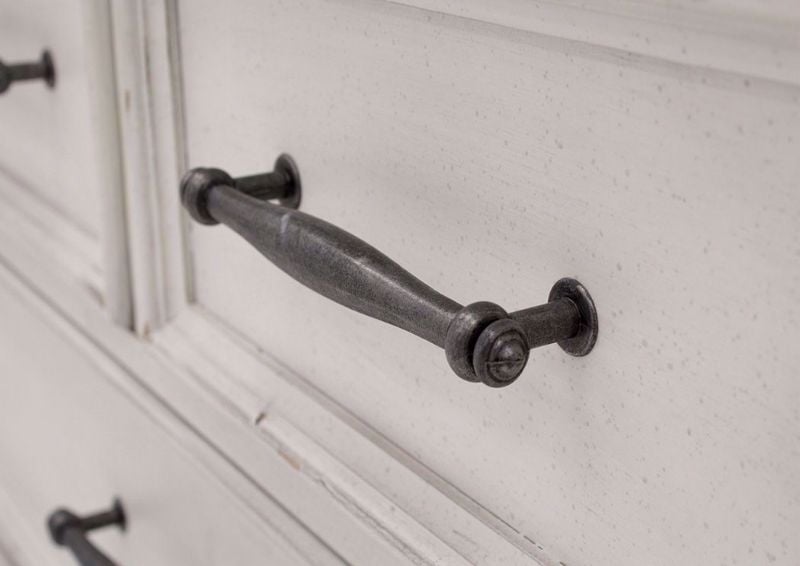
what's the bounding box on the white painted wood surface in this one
[0,0,798,565]
[171,1,800,565]
[0,219,474,565]
[0,268,338,566]
[0,169,102,301]
[0,485,53,566]
[82,0,133,326]
[0,79,481,563]
[0,0,131,322]
[109,0,172,334]
[152,307,559,565]
[0,1,103,242]
[393,0,800,85]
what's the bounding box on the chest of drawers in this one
[0,1,798,565]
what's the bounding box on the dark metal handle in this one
[181,155,599,387]
[47,499,125,566]
[0,50,55,94]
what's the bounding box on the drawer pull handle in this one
[181,155,598,387]
[0,50,55,94]
[47,499,125,566]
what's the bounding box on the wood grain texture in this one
[175,1,800,564]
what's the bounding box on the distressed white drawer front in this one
[0,0,129,319]
[172,1,800,565]
[0,275,326,566]
[0,1,105,238]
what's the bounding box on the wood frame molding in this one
[388,0,800,86]
[2,1,796,564]
[0,259,341,566]
[109,0,558,562]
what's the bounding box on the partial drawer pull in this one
[47,499,125,566]
[0,50,55,94]
[181,155,599,387]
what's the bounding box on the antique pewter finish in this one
[180,156,599,387]
[47,499,125,566]
[0,50,55,94]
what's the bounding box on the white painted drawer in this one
[0,0,129,322]
[0,275,329,566]
[0,0,110,240]
[160,1,800,565]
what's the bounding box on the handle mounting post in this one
[0,50,55,94]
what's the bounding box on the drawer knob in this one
[180,156,598,387]
[0,50,55,94]
[47,499,125,566]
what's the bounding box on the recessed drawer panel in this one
[174,2,800,565]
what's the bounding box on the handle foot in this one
[549,278,598,357]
